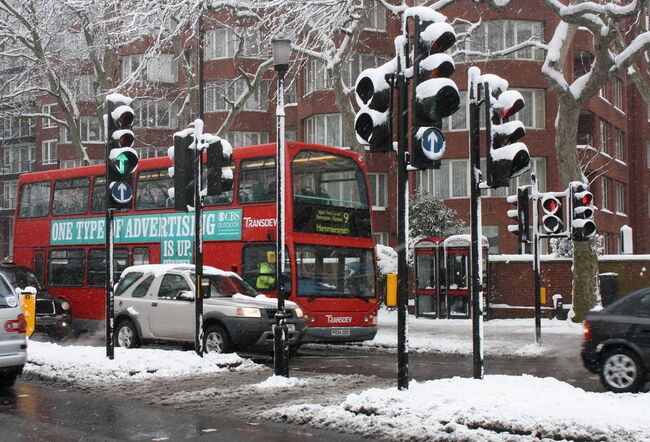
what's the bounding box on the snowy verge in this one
[24,340,261,387]
[263,375,650,441]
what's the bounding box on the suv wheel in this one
[600,348,646,393]
[204,325,232,354]
[114,320,141,349]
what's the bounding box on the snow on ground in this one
[25,340,261,387]
[264,375,650,441]
[351,309,583,356]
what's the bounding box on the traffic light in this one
[486,88,530,188]
[541,195,564,234]
[106,95,137,210]
[506,187,529,244]
[206,138,234,196]
[570,182,596,241]
[411,17,459,169]
[354,65,393,152]
[170,130,195,212]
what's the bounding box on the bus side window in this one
[133,247,150,265]
[238,157,276,204]
[87,248,129,287]
[136,170,171,210]
[49,249,84,286]
[52,178,89,216]
[92,176,106,213]
[18,181,51,218]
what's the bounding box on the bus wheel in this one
[204,325,232,354]
[115,320,140,349]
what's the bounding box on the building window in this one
[615,129,624,161]
[80,117,103,143]
[368,173,388,210]
[146,54,177,83]
[204,27,265,60]
[516,89,545,129]
[601,176,611,211]
[133,100,177,128]
[42,104,57,128]
[599,119,611,155]
[615,181,625,214]
[284,78,297,105]
[2,116,35,139]
[647,141,650,169]
[225,131,269,147]
[136,146,167,159]
[60,159,82,169]
[3,145,34,174]
[456,20,544,62]
[614,78,624,111]
[121,54,143,80]
[304,114,349,147]
[364,0,386,31]
[204,79,269,112]
[42,140,57,165]
[444,91,468,131]
[342,53,387,88]
[373,232,389,246]
[3,181,17,210]
[304,58,330,95]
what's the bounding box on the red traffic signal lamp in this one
[570,181,596,241]
[106,94,137,210]
[541,195,564,234]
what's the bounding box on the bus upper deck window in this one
[18,181,51,218]
[238,157,276,204]
[52,178,89,216]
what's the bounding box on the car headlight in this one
[60,301,70,311]
[294,307,304,318]
[235,307,261,318]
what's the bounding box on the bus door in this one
[414,237,444,318]
[33,249,46,285]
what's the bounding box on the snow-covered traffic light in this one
[169,130,195,212]
[354,65,393,152]
[486,87,530,188]
[411,15,459,169]
[206,137,234,196]
[506,186,529,244]
[570,182,596,241]
[541,194,563,234]
[106,94,137,210]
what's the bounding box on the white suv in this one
[113,264,307,353]
[0,276,27,389]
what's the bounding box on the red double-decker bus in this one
[13,142,378,342]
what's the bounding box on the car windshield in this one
[200,273,258,298]
[0,277,16,308]
[1,267,42,291]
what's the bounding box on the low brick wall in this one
[487,255,650,318]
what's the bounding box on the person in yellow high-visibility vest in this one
[256,261,276,290]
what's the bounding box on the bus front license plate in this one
[273,324,296,332]
[331,328,351,337]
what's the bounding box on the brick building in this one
[1,0,649,260]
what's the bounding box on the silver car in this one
[113,264,307,353]
[0,276,27,389]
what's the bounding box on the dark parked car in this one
[0,263,72,340]
[582,288,650,393]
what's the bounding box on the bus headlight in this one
[235,307,261,318]
[294,307,304,318]
[60,301,70,311]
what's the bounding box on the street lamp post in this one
[272,36,291,377]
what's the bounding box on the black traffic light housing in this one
[486,87,530,188]
[570,181,596,241]
[541,194,564,234]
[170,130,195,212]
[206,138,234,196]
[106,95,137,210]
[354,65,393,152]
[506,186,530,244]
[411,16,459,170]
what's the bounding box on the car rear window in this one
[0,277,17,308]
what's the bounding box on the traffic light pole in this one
[531,174,542,345]
[105,143,114,360]
[468,68,484,379]
[194,124,204,356]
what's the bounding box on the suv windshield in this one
[202,274,258,298]
[1,267,42,291]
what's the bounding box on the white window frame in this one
[615,181,625,215]
[614,78,624,111]
[304,113,347,147]
[364,0,386,31]
[42,104,57,128]
[373,232,389,246]
[133,100,177,128]
[80,117,103,143]
[368,173,388,210]
[601,176,610,211]
[615,129,624,162]
[3,180,17,209]
[456,20,544,62]
[121,54,143,81]
[204,27,266,60]
[204,79,269,113]
[42,139,57,165]
[304,58,330,96]
[225,131,269,147]
[146,54,178,83]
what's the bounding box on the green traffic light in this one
[116,153,128,174]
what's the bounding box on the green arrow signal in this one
[116,153,128,174]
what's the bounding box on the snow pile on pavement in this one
[355,309,582,356]
[25,340,261,386]
[256,375,309,389]
[264,375,650,441]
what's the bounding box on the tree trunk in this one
[555,98,599,322]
